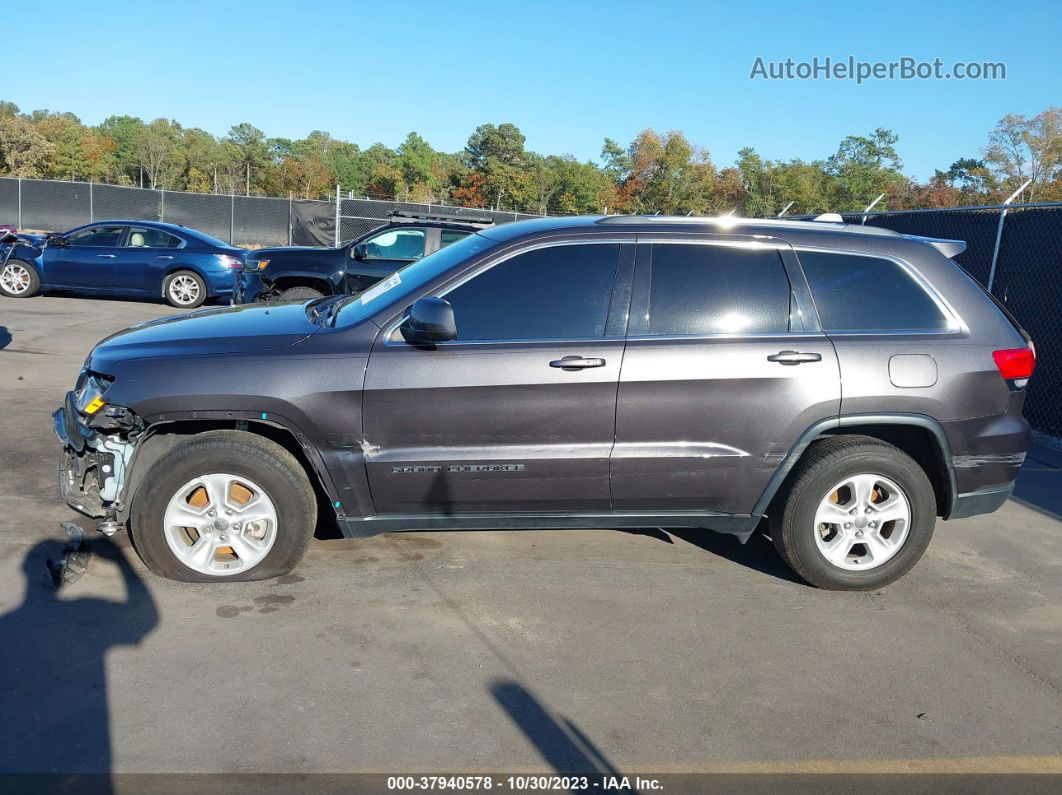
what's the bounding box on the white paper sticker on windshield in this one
[360,272,402,304]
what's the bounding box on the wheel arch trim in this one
[753,413,957,518]
[123,412,345,521]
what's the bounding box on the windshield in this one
[334,232,496,327]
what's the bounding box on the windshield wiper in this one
[306,294,346,324]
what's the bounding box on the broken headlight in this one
[75,373,115,416]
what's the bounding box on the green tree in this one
[463,123,533,209]
[0,114,55,177]
[99,115,146,185]
[136,119,184,189]
[984,107,1062,200]
[825,128,905,210]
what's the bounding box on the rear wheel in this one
[278,285,325,301]
[130,431,317,582]
[770,436,936,590]
[0,259,40,298]
[163,270,207,308]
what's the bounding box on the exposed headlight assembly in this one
[75,373,114,415]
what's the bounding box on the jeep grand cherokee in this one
[54,214,1034,589]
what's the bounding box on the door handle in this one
[156,255,174,260]
[96,254,116,259]
[549,356,606,370]
[767,350,822,365]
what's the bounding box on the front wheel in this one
[278,286,325,301]
[0,259,40,298]
[770,436,936,590]
[163,270,207,308]
[130,431,317,582]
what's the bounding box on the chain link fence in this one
[819,204,1062,442]
[0,177,544,249]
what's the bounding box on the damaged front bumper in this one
[53,391,140,520]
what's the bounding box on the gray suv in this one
[53,215,1035,589]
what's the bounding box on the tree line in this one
[0,100,1058,216]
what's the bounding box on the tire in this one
[278,286,325,301]
[163,270,207,308]
[0,259,41,298]
[129,430,317,582]
[770,435,936,590]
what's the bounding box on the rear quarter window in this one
[798,250,950,332]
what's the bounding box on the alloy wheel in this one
[812,473,911,571]
[0,262,32,294]
[168,274,201,306]
[162,473,278,575]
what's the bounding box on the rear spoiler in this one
[904,234,966,259]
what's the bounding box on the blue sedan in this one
[0,221,245,307]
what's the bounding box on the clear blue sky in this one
[8,0,1060,181]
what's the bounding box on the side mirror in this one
[46,233,67,248]
[351,242,368,261]
[400,297,456,344]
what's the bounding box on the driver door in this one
[45,225,126,289]
[362,241,633,514]
[343,226,426,294]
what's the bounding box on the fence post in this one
[987,179,1032,292]
[288,193,293,246]
[89,181,94,222]
[160,188,165,222]
[861,193,885,225]
[17,177,22,230]
[334,185,341,247]
[230,194,235,245]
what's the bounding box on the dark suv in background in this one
[54,214,1034,589]
[234,211,493,303]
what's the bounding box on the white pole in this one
[334,184,341,247]
[777,201,794,217]
[987,178,1033,292]
[861,193,885,225]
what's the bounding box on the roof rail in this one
[593,214,901,236]
[388,209,494,227]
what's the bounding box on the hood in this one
[248,245,335,258]
[88,302,320,373]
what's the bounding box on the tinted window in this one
[799,251,949,331]
[444,244,619,340]
[125,227,182,248]
[363,228,425,260]
[440,229,469,248]
[66,226,124,247]
[647,244,791,335]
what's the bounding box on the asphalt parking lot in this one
[1,294,1061,778]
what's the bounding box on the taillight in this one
[218,254,243,269]
[992,346,1036,384]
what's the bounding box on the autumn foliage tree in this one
[0,99,1060,215]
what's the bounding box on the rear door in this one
[44,225,126,289]
[116,226,185,294]
[362,239,634,514]
[611,237,840,516]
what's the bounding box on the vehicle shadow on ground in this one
[0,325,10,350]
[658,527,806,585]
[0,535,158,777]
[490,679,632,782]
